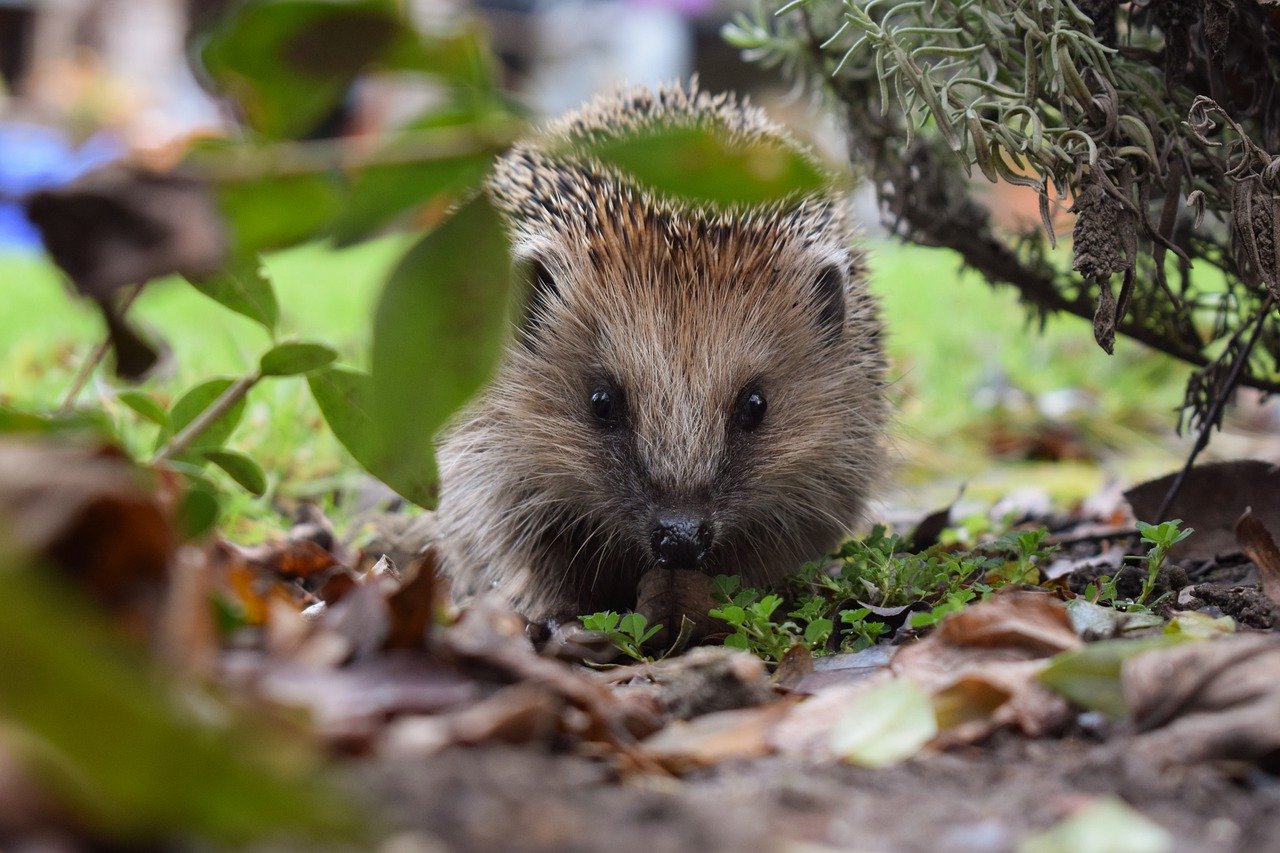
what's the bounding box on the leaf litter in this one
[4,441,1280,849]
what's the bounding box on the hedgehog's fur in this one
[435,82,887,620]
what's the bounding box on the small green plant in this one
[1134,519,1194,606]
[991,529,1057,585]
[579,611,663,662]
[708,576,797,661]
[1079,520,1193,612]
[1082,574,1121,607]
[707,524,1056,662]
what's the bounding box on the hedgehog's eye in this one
[590,385,625,428]
[733,388,767,432]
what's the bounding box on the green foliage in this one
[709,575,796,661]
[1134,518,1193,606]
[259,341,338,377]
[158,378,248,456]
[201,449,269,497]
[708,524,1059,661]
[197,0,466,139]
[579,611,663,662]
[1082,519,1193,611]
[580,123,829,208]
[369,195,512,505]
[729,0,1280,426]
[187,262,279,331]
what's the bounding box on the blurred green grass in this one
[1,238,1191,529]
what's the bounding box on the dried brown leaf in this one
[1124,633,1280,767]
[0,439,173,617]
[639,700,796,774]
[25,166,226,302]
[1127,460,1280,560]
[1233,508,1280,607]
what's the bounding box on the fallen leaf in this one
[253,653,481,749]
[904,497,958,552]
[885,590,1081,744]
[931,660,1071,743]
[1124,633,1280,767]
[1163,611,1235,638]
[25,166,226,301]
[830,678,937,767]
[646,647,772,719]
[1020,797,1172,853]
[1065,599,1162,640]
[0,439,173,620]
[1126,460,1280,560]
[785,644,894,694]
[771,644,815,691]
[639,700,796,773]
[384,551,442,651]
[925,589,1081,656]
[234,538,339,579]
[441,600,663,746]
[382,684,565,758]
[1233,507,1280,607]
[1038,636,1190,719]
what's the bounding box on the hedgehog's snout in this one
[649,512,713,571]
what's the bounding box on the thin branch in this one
[192,122,522,184]
[154,372,260,462]
[1154,295,1277,523]
[60,282,144,412]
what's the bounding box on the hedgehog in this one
[434,82,887,624]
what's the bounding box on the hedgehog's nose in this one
[650,514,713,570]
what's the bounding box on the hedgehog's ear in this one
[810,264,846,344]
[515,254,560,351]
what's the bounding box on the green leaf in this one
[830,678,937,767]
[330,101,501,244]
[0,405,117,440]
[187,261,279,330]
[307,366,435,505]
[199,0,400,139]
[260,341,338,376]
[724,632,751,650]
[0,564,361,843]
[216,171,344,257]
[115,391,168,427]
[579,123,828,208]
[178,477,222,539]
[712,605,747,626]
[1038,636,1191,718]
[202,449,268,496]
[157,378,248,454]
[580,611,620,633]
[803,617,833,645]
[197,1,493,139]
[369,195,512,506]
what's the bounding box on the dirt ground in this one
[353,733,1280,852]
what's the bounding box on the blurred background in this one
[3,0,1274,536]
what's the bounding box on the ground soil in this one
[352,731,1280,852]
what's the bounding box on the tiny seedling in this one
[1133,519,1193,606]
[579,611,663,662]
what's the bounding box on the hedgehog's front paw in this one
[635,568,719,651]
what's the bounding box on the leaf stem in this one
[60,282,143,412]
[154,372,261,462]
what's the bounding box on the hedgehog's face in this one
[493,198,882,587]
